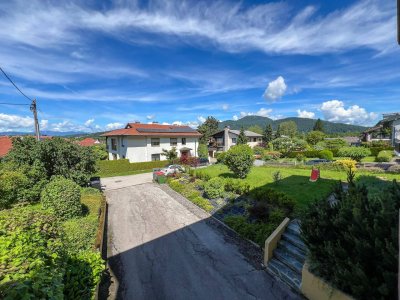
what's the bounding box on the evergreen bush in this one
[204,177,225,199]
[224,144,254,178]
[41,177,82,220]
[318,149,333,160]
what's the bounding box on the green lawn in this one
[197,165,399,209]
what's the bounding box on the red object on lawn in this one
[310,168,320,182]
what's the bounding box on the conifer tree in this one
[237,127,248,145]
[263,124,273,144]
[313,118,324,132]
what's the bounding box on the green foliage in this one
[272,170,282,184]
[318,149,333,160]
[313,118,324,132]
[296,153,305,162]
[161,147,178,163]
[247,125,263,134]
[204,177,225,199]
[263,124,273,144]
[168,179,213,211]
[278,121,297,138]
[368,146,395,156]
[97,159,167,177]
[375,150,393,162]
[224,144,254,178]
[215,152,227,164]
[321,138,347,150]
[92,144,108,161]
[271,137,295,153]
[41,177,82,220]
[223,179,250,195]
[252,146,265,155]
[291,138,308,151]
[197,143,209,159]
[338,147,371,162]
[263,151,281,161]
[301,181,400,300]
[237,127,248,145]
[0,206,65,299]
[251,186,295,215]
[5,137,97,186]
[198,116,219,144]
[306,130,325,145]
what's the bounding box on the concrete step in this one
[273,248,303,274]
[277,239,306,263]
[282,232,307,252]
[267,258,301,291]
[286,221,301,236]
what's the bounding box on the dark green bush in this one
[301,181,400,300]
[0,206,65,299]
[41,177,82,220]
[204,177,225,199]
[224,145,254,178]
[251,186,295,214]
[375,150,393,162]
[224,179,250,195]
[318,149,333,160]
[97,159,167,176]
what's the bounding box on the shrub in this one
[0,170,30,209]
[0,207,65,299]
[97,159,167,177]
[301,181,400,300]
[337,147,371,162]
[215,152,227,164]
[306,131,325,145]
[41,177,82,220]
[252,146,264,156]
[375,150,393,162]
[251,187,295,214]
[198,143,209,159]
[195,171,211,181]
[296,153,305,162]
[286,150,321,158]
[224,145,254,178]
[263,151,281,161]
[271,137,295,153]
[224,179,250,195]
[369,146,394,156]
[272,170,282,184]
[321,138,347,150]
[190,196,213,212]
[318,149,333,160]
[248,201,269,221]
[334,159,357,170]
[204,177,225,199]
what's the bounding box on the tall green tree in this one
[306,130,325,145]
[197,116,219,144]
[263,124,273,144]
[236,127,248,145]
[313,118,324,132]
[275,124,281,139]
[278,121,297,138]
[161,147,178,163]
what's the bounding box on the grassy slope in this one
[199,165,400,209]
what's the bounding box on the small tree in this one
[278,121,297,138]
[197,144,208,159]
[306,130,325,145]
[337,147,371,162]
[313,118,324,132]
[263,124,273,144]
[197,116,219,144]
[224,145,254,178]
[275,125,281,138]
[271,137,294,153]
[161,147,178,163]
[237,127,248,145]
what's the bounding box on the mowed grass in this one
[197,164,400,209]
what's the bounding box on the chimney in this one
[152,121,159,124]
[135,121,140,124]
[224,126,230,151]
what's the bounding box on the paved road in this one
[105,174,300,300]
[101,172,153,190]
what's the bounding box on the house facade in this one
[363,113,400,154]
[102,123,201,163]
[208,126,262,157]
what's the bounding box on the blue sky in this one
[0,0,399,133]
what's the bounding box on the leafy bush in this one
[224,145,254,178]
[271,137,295,153]
[97,159,167,177]
[321,138,347,150]
[0,207,65,299]
[375,150,393,162]
[291,138,308,151]
[224,179,250,195]
[295,153,305,162]
[168,179,213,211]
[301,181,400,300]
[263,151,281,161]
[215,152,227,164]
[318,149,333,160]
[272,170,282,184]
[306,131,325,145]
[252,146,265,155]
[0,170,30,209]
[337,147,371,162]
[204,177,225,199]
[41,177,82,220]
[251,187,295,215]
[334,159,357,170]
[92,144,108,160]
[195,171,211,181]
[198,143,209,159]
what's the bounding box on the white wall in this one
[106,136,198,163]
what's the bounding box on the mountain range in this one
[218,116,368,134]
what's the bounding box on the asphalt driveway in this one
[104,174,300,300]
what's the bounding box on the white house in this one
[102,122,202,163]
[208,126,262,157]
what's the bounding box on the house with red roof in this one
[0,136,13,158]
[78,138,101,147]
[101,122,202,163]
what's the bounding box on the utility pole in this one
[30,99,40,141]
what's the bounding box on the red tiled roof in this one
[78,138,99,147]
[0,136,13,157]
[101,123,202,137]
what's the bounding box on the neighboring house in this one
[101,122,202,163]
[78,138,101,147]
[208,126,262,157]
[0,136,12,158]
[363,113,400,153]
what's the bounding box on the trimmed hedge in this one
[369,146,394,156]
[375,150,393,162]
[97,159,168,176]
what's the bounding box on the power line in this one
[0,102,30,106]
[0,66,32,102]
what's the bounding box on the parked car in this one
[161,164,185,176]
[305,159,331,165]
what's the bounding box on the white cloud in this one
[197,116,206,123]
[263,76,287,102]
[320,100,377,125]
[256,108,273,117]
[0,113,34,131]
[84,118,95,127]
[105,122,124,130]
[146,114,155,120]
[297,109,315,119]
[232,115,239,121]
[235,108,273,119]
[222,104,229,111]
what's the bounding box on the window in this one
[111,138,117,151]
[182,138,186,145]
[258,138,262,142]
[121,137,125,147]
[170,138,177,146]
[232,138,237,144]
[151,138,160,147]
[151,154,160,161]
[253,138,257,142]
